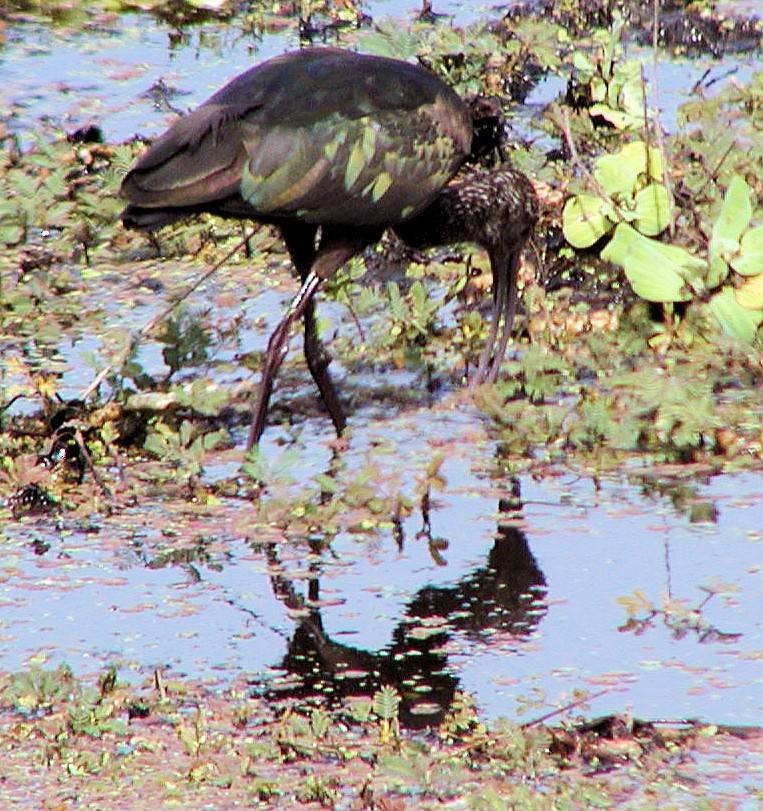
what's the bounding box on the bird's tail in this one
[120,205,187,231]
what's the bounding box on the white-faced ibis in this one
[120,48,538,449]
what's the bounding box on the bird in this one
[120,48,538,450]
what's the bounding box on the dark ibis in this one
[120,48,538,449]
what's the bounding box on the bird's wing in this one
[120,103,254,208]
[239,94,468,228]
[121,49,472,224]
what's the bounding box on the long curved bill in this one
[469,245,520,386]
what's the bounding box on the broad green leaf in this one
[589,103,642,130]
[562,194,611,248]
[594,153,638,198]
[571,51,594,72]
[712,175,752,246]
[589,77,608,104]
[593,142,664,199]
[0,224,25,245]
[708,235,739,290]
[633,182,671,235]
[731,224,763,276]
[708,176,751,289]
[708,286,763,343]
[735,273,763,310]
[601,223,704,302]
[707,251,731,290]
[126,391,179,410]
[620,78,651,120]
[620,141,664,181]
[179,420,194,447]
[712,236,741,259]
[345,141,365,189]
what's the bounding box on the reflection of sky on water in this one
[2,3,761,145]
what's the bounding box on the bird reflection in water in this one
[262,479,547,728]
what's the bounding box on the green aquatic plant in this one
[602,175,763,343]
[563,140,672,249]
[3,664,77,716]
[143,418,228,490]
[568,48,654,132]
[373,685,402,744]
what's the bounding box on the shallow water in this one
[2,0,763,776]
[4,406,762,730]
[3,1,762,148]
[1,1,497,147]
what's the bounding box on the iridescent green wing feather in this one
[240,94,468,227]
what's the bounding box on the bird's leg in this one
[303,295,347,436]
[294,230,378,437]
[284,222,348,437]
[247,227,377,449]
[247,272,325,450]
